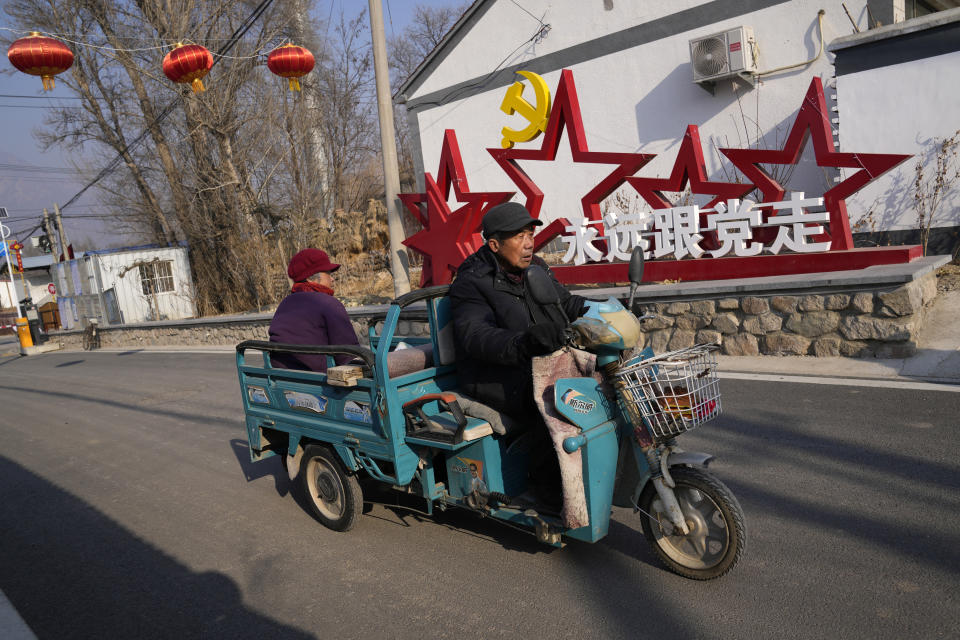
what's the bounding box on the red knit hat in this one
[287,248,340,282]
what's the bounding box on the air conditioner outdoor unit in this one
[689,26,757,84]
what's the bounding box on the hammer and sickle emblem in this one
[499,70,551,149]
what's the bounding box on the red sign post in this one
[11,242,23,272]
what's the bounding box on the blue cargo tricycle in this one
[236,252,746,579]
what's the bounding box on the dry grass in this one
[303,199,408,306]
[936,263,960,293]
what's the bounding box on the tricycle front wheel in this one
[300,445,363,532]
[638,466,745,580]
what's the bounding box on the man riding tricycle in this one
[236,206,746,580]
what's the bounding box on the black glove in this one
[522,321,567,357]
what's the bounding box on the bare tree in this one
[388,3,466,192]
[389,3,465,86]
[913,130,960,257]
[2,0,412,312]
[312,9,380,215]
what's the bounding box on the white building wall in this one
[94,247,196,324]
[0,278,19,309]
[412,0,713,98]
[835,49,960,232]
[0,271,54,308]
[404,0,953,236]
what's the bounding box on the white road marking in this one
[719,371,960,393]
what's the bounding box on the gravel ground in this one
[936,262,960,293]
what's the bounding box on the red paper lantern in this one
[6,32,74,91]
[162,43,213,94]
[267,43,315,92]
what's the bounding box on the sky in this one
[0,0,463,250]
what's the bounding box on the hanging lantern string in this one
[53,0,280,212]
[1,26,274,59]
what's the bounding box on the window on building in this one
[139,260,175,295]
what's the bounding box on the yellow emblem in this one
[499,70,551,149]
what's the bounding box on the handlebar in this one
[391,285,450,308]
[402,392,468,443]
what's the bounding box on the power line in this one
[0,164,81,174]
[0,103,83,109]
[0,94,85,99]
[413,23,551,110]
[509,0,548,27]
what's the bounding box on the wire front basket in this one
[613,344,722,440]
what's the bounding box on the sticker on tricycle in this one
[561,389,596,414]
[343,400,372,424]
[247,385,270,405]
[283,390,328,414]
[453,457,483,481]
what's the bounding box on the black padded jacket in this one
[448,246,586,420]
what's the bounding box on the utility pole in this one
[52,203,73,298]
[53,203,72,262]
[368,0,411,296]
[42,208,62,260]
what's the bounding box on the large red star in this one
[488,69,656,249]
[626,124,754,249]
[400,129,512,285]
[401,174,475,285]
[720,77,911,250]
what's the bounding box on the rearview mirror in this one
[627,246,645,314]
[628,246,645,286]
[524,266,561,307]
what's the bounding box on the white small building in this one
[54,244,196,329]
[0,254,56,310]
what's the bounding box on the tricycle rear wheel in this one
[638,466,745,580]
[300,445,363,532]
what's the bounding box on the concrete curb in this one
[717,354,960,385]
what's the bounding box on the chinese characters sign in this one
[401,69,913,286]
[561,193,829,265]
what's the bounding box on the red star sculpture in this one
[488,69,656,249]
[720,77,911,250]
[626,124,754,249]
[400,129,512,285]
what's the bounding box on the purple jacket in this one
[268,291,359,371]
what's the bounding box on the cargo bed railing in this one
[236,340,377,371]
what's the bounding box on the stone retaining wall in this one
[51,260,944,359]
[633,271,938,358]
[52,310,430,351]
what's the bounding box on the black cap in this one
[481,202,543,238]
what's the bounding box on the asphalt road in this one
[0,348,957,639]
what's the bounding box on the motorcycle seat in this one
[449,393,523,436]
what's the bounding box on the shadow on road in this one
[55,359,85,367]
[707,413,960,574]
[0,355,21,367]
[230,438,289,497]
[223,441,697,637]
[0,455,314,639]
